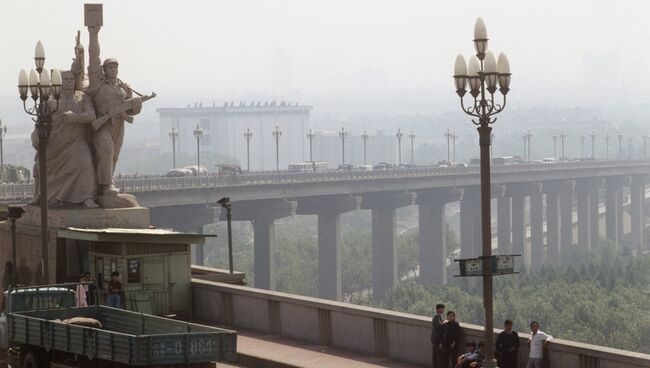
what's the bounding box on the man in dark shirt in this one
[442,311,461,367]
[496,320,520,368]
[107,271,123,308]
[431,303,446,368]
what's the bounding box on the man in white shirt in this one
[527,321,553,368]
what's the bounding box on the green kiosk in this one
[57,227,213,317]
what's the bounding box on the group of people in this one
[431,304,553,368]
[75,271,123,309]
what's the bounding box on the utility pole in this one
[273,125,282,171]
[617,131,623,160]
[396,129,403,165]
[560,132,566,161]
[445,129,453,163]
[590,132,596,159]
[338,127,348,165]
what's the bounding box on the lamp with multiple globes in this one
[451,18,512,368]
[17,41,63,284]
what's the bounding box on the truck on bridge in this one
[1,283,237,368]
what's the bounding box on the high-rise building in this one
[158,101,311,171]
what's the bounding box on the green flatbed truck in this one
[2,284,237,368]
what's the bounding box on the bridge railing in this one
[2,160,650,201]
[192,279,650,368]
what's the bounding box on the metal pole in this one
[452,133,457,162]
[553,135,557,160]
[196,136,200,176]
[628,137,632,160]
[246,137,250,171]
[363,133,368,165]
[37,116,49,283]
[560,133,566,161]
[522,134,526,161]
[445,129,451,163]
[226,206,234,274]
[172,135,176,168]
[618,133,623,160]
[342,136,346,165]
[409,132,415,165]
[276,136,279,171]
[591,133,596,159]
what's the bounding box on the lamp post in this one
[168,127,178,168]
[644,134,648,159]
[452,17,511,368]
[452,131,458,162]
[18,41,62,284]
[306,128,315,164]
[522,133,526,161]
[605,135,610,159]
[0,120,6,178]
[193,125,203,175]
[339,127,348,165]
[361,130,369,165]
[244,128,253,171]
[396,129,403,166]
[617,131,623,160]
[409,131,416,166]
[273,125,282,171]
[217,197,234,274]
[560,132,566,161]
[579,135,585,160]
[552,134,558,160]
[590,132,596,159]
[445,128,453,163]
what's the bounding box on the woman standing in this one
[441,311,461,367]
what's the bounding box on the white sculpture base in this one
[19,204,150,229]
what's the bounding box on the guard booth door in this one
[168,253,190,314]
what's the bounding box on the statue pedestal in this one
[0,206,150,284]
[19,205,150,229]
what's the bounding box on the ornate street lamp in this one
[193,124,203,176]
[18,41,62,284]
[361,130,369,165]
[409,131,416,166]
[590,132,596,159]
[396,129,404,166]
[306,128,316,164]
[452,17,511,368]
[168,127,178,168]
[445,128,453,163]
[339,127,348,165]
[244,128,253,171]
[273,125,282,171]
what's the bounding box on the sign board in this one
[84,4,103,27]
[456,255,517,277]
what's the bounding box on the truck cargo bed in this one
[8,305,236,366]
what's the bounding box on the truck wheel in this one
[22,352,39,368]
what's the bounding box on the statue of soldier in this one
[86,25,142,195]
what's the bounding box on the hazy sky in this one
[1,0,650,109]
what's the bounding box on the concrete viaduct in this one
[2,160,649,301]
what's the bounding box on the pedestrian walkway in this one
[231,328,427,368]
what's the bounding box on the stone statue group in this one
[32,23,154,209]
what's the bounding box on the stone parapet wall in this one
[192,279,650,368]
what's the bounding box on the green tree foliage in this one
[371,241,650,353]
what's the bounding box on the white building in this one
[158,102,312,171]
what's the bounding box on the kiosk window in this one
[128,259,141,283]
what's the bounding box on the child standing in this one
[107,271,122,308]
